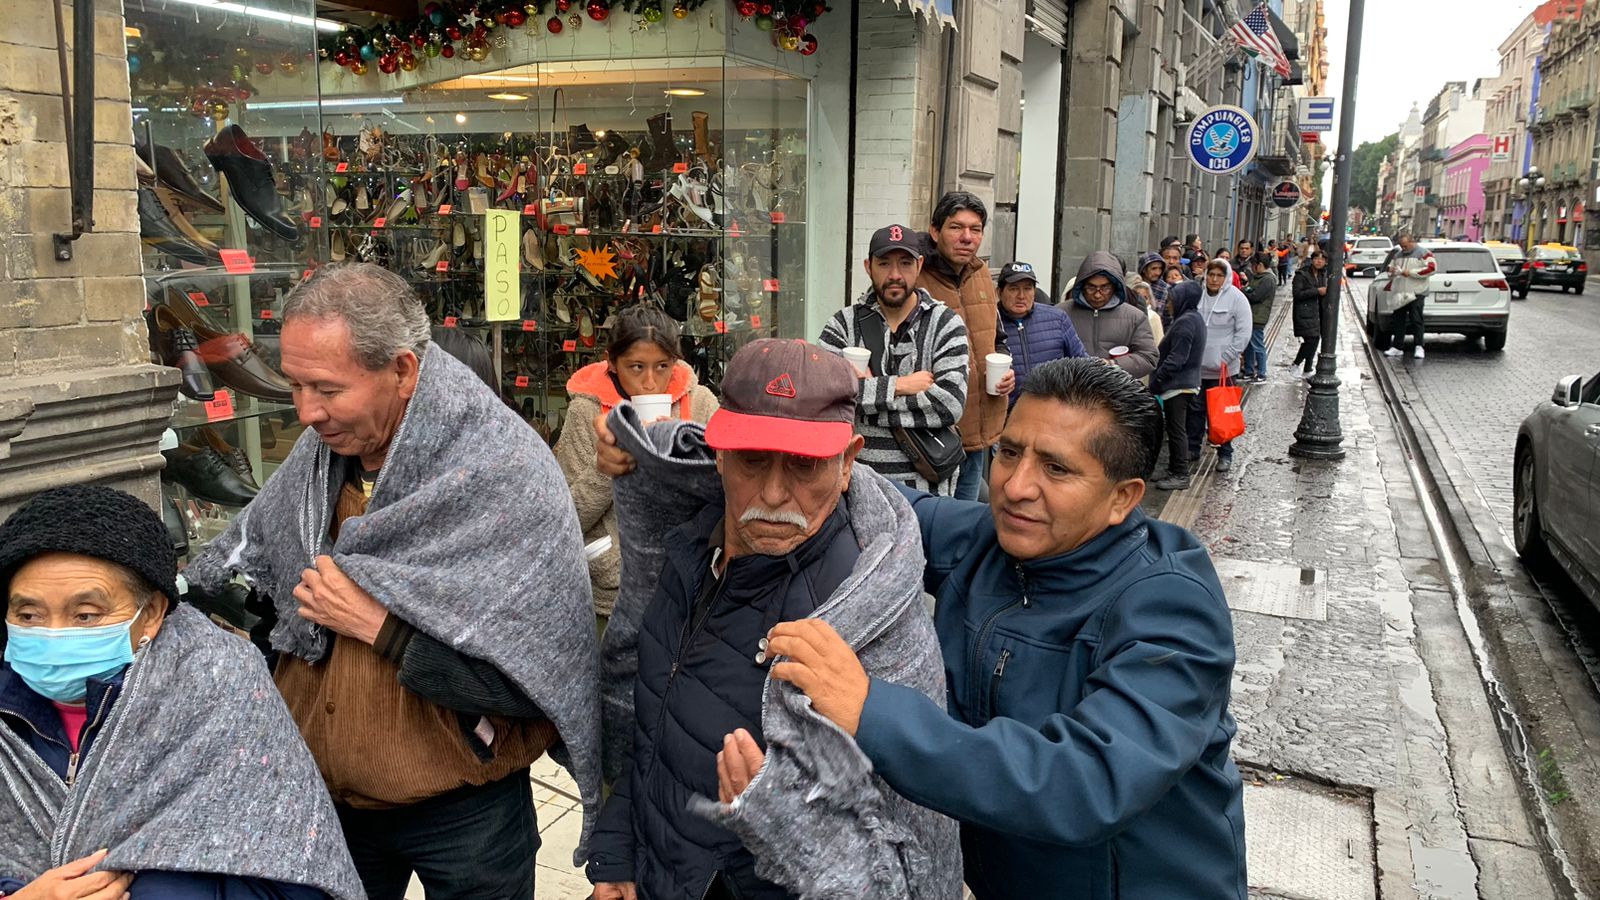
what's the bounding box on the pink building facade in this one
[1441,134,1491,241]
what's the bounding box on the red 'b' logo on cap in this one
[766,373,796,398]
[889,225,903,241]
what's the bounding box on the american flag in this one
[1228,4,1293,78]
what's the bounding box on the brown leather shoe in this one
[136,135,225,213]
[155,287,293,402]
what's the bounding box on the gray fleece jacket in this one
[1061,250,1159,378]
[601,403,963,899]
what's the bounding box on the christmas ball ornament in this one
[387,32,404,47]
[230,63,245,80]
[557,0,571,10]
[127,54,142,74]
[334,48,353,66]
[424,41,441,57]
[778,32,799,50]
[211,99,231,117]
[446,24,464,40]
[279,51,299,72]
[319,46,331,58]
[493,32,509,47]
[440,42,456,57]
[754,13,775,30]
[568,13,582,27]
[799,32,818,55]
[411,31,426,47]
[546,15,563,32]
[255,60,274,75]
[758,1,773,12]
[673,2,688,17]
[643,4,663,22]
[505,7,527,26]
[494,9,509,24]
[234,46,252,58]
[471,25,488,41]
[735,0,757,16]
[423,2,441,17]
[359,43,378,60]
[400,53,419,71]
[587,0,608,20]
[378,54,400,74]
[467,42,491,60]
[429,7,446,25]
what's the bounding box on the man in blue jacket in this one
[744,357,1247,900]
[996,260,1086,408]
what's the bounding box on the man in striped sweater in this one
[819,224,980,495]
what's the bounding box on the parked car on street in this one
[1528,243,1588,294]
[1366,241,1512,351]
[1346,236,1395,277]
[1484,241,1532,299]
[1514,369,1600,608]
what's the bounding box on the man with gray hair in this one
[184,262,602,900]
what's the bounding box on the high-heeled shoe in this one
[476,153,495,189]
[523,228,545,270]
[355,182,371,214]
[385,188,413,223]
[454,151,470,191]
[330,230,347,261]
[417,241,447,270]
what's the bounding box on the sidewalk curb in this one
[1355,298,1600,895]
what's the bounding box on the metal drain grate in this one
[1245,779,1376,899]
[1215,558,1328,621]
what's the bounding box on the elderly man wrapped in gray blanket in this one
[595,401,962,899]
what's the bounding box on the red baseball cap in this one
[704,339,858,458]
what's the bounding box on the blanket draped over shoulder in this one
[185,348,602,863]
[602,403,963,899]
[0,604,365,898]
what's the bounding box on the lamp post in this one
[1290,0,1365,460]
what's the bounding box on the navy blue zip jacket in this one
[855,490,1247,900]
[0,662,327,900]
[999,294,1087,406]
[1150,280,1208,395]
[587,501,859,897]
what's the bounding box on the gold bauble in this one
[399,54,419,71]
[778,32,799,50]
[464,42,490,60]
[350,61,369,75]
[673,3,689,18]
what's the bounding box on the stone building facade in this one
[1527,0,1597,251]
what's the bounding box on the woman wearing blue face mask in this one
[0,485,363,900]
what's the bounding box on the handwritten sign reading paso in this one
[482,208,522,321]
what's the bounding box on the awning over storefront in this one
[1025,0,1069,48]
[882,0,956,30]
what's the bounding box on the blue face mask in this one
[3,617,139,703]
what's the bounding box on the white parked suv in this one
[1365,241,1511,351]
[1346,236,1395,277]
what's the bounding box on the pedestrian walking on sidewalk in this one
[1276,239,1293,284]
[1150,281,1207,490]
[1186,259,1252,473]
[1385,232,1434,359]
[1291,249,1332,377]
[1242,253,1277,382]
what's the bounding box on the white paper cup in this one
[1108,345,1131,358]
[842,347,872,376]
[632,393,672,422]
[985,352,1013,395]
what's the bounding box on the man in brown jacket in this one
[916,191,1009,501]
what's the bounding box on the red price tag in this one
[260,309,274,320]
[750,314,763,328]
[651,224,662,234]
[553,224,570,235]
[218,249,254,274]
[573,162,588,175]
[187,291,210,307]
[309,216,322,228]
[521,319,538,332]
[335,162,349,173]
[443,316,458,328]
[673,162,688,173]
[770,212,787,224]
[372,217,386,229]
[762,279,780,292]
[729,223,743,238]
[436,260,449,272]
[203,389,235,422]
[562,339,578,352]
[437,204,453,215]
[523,203,537,215]
[714,320,727,333]
[514,375,530,388]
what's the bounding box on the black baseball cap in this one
[998,261,1038,285]
[869,224,923,260]
[704,339,858,458]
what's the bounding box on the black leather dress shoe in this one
[163,494,190,557]
[136,135,225,213]
[162,442,259,506]
[153,287,293,402]
[205,125,301,242]
[148,305,216,401]
[138,187,222,267]
[201,425,261,490]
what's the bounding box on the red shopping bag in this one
[1207,373,1246,445]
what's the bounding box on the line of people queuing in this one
[1,224,1261,900]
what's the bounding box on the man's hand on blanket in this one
[12,848,133,900]
[593,413,637,477]
[716,728,766,804]
[294,555,388,645]
[767,620,869,737]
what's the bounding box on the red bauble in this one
[446,24,464,40]
[494,9,510,24]
[556,0,571,9]
[735,0,757,16]
[333,49,353,65]
[472,26,487,41]
[505,7,527,25]
[255,60,274,74]
[440,42,456,57]
[378,54,400,73]
[411,31,427,47]
[547,14,564,31]
[587,1,609,20]
[800,32,818,55]
[758,2,774,13]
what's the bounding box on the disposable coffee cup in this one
[1108,345,1131,359]
[632,393,672,422]
[985,352,1013,395]
[842,347,873,377]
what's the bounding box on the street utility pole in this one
[1290,0,1364,460]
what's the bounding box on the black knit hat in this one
[0,484,180,606]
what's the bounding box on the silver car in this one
[1515,370,1600,606]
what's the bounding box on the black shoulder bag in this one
[855,304,966,484]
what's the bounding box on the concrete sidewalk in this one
[1145,292,1556,898]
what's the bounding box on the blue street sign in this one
[1298,96,1335,132]
[1187,105,1260,176]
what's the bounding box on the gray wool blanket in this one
[603,403,963,899]
[185,348,602,863]
[0,604,365,898]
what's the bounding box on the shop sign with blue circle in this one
[1187,105,1260,176]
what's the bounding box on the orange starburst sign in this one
[575,245,618,281]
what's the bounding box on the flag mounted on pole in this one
[1228,3,1293,77]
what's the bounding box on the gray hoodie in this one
[1060,251,1159,378]
[1197,260,1253,379]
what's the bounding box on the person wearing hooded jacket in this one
[1059,251,1158,379]
[1149,280,1207,491]
[555,306,718,626]
[1136,250,1171,321]
[1185,259,1253,473]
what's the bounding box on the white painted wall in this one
[1017,32,1063,291]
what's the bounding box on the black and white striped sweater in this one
[819,289,970,494]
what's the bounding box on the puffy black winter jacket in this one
[587,502,860,898]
